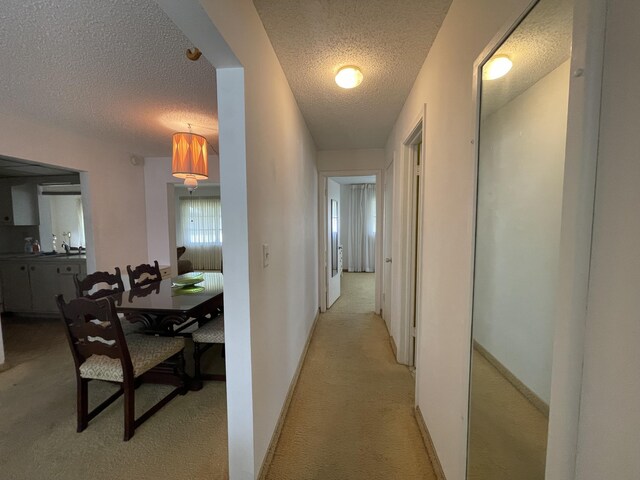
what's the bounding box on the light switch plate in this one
[262,244,270,268]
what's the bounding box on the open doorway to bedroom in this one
[325,175,377,315]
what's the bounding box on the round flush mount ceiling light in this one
[483,55,513,80]
[335,66,363,89]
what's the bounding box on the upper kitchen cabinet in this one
[0,182,39,225]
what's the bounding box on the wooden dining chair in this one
[56,294,186,441]
[192,314,226,382]
[74,267,125,299]
[127,260,162,289]
[74,267,142,335]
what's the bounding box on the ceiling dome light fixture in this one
[483,55,513,80]
[335,66,364,89]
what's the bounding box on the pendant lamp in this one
[172,130,208,192]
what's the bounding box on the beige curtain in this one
[177,196,223,270]
[347,184,376,272]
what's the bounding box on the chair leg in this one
[193,343,203,382]
[77,377,89,433]
[123,379,135,441]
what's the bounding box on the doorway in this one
[398,118,424,369]
[319,173,381,314]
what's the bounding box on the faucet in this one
[61,241,70,254]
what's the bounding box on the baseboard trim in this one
[0,362,10,373]
[257,311,320,480]
[415,405,447,480]
[389,335,398,358]
[473,340,549,417]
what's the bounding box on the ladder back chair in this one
[74,267,141,335]
[127,260,162,289]
[74,267,125,300]
[56,295,186,441]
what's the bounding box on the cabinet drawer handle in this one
[66,266,72,272]
[30,266,35,271]
[20,266,25,271]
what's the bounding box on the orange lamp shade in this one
[172,132,208,180]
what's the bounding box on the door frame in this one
[381,157,395,328]
[317,169,383,313]
[397,108,426,370]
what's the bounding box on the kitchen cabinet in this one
[0,183,39,226]
[0,186,13,225]
[0,257,86,314]
[0,262,32,312]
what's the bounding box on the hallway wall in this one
[385,0,532,478]
[317,148,385,171]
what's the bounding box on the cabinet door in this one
[0,186,13,225]
[28,263,60,313]
[57,263,82,304]
[1,263,32,312]
[11,184,38,225]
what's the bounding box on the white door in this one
[382,162,394,326]
[327,178,341,307]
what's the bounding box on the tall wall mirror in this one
[467,0,573,478]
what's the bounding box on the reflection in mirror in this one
[468,0,572,479]
[331,199,339,277]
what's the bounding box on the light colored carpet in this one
[0,316,228,480]
[467,349,548,480]
[265,273,436,480]
[325,272,376,314]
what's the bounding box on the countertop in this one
[0,253,87,262]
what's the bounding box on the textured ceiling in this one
[481,0,573,116]
[0,0,218,158]
[253,0,452,150]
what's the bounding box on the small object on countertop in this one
[32,239,40,253]
[24,237,33,253]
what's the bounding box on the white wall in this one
[0,112,148,272]
[574,0,640,478]
[473,61,570,404]
[385,0,532,478]
[318,148,385,172]
[167,1,319,477]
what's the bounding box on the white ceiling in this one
[253,0,452,150]
[0,0,218,158]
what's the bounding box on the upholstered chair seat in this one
[192,315,225,382]
[192,316,225,344]
[79,334,184,383]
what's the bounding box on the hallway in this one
[264,273,436,479]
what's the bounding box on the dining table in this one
[111,271,223,390]
[115,271,223,335]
